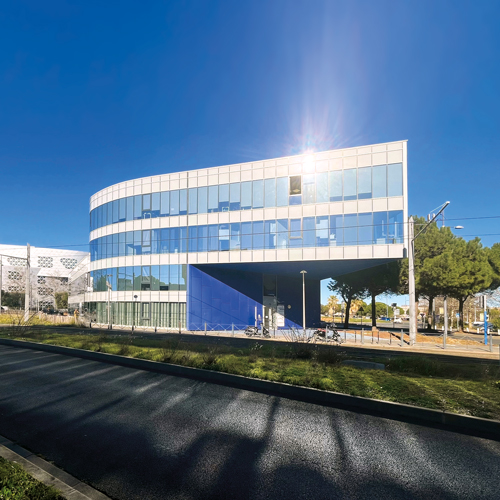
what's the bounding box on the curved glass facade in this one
[90,163,403,231]
[90,211,404,261]
[90,265,187,292]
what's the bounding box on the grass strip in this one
[0,456,64,500]
[2,330,500,421]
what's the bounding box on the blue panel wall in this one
[187,265,263,330]
[187,265,321,331]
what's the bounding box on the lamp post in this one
[300,270,307,338]
[132,294,138,332]
[106,274,112,330]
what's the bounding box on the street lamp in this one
[300,270,307,338]
[106,274,112,330]
[132,294,138,332]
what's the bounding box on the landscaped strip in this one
[0,456,64,500]
[1,330,500,423]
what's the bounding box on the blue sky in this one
[1,1,499,305]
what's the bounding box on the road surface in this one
[0,345,498,499]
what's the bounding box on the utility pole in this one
[24,244,31,322]
[408,201,450,346]
[408,217,416,344]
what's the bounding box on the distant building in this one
[0,244,88,310]
[80,140,408,330]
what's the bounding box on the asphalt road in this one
[0,346,499,500]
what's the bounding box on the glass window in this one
[112,200,119,224]
[316,173,328,203]
[170,190,179,216]
[124,197,132,222]
[316,216,329,247]
[358,212,373,245]
[106,203,113,226]
[208,185,218,213]
[188,226,197,253]
[118,267,126,291]
[388,210,404,243]
[330,216,343,247]
[188,188,198,214]
[133,266,141,291]
[198,225,208,252]
[303,217,315,247]
[358,167,372,199]
[143,194,151,212]
[252,180,263,209]
[134,195,142,219]
[372,165,387,198]
[118,198,127,222]
[152,229,160,254]
[289,176,301,195]
[277,219,288,248]
[387,163,403,197]
[112,233,118,257]
[159,265,169,290]
[264,220,276,249]
[329,171,342,202]
[142,230,151,254]
[169,227,180,253]
[152,193,160,217]
[180,265,187,291]
[290,219,302,248]
[373,211,388,244]
[180,227,187,253]
[276,177,288,206]
[179,189,187,215]
[170,265,179,290]
[218,184,229,212]
[160,192,169,216]
[198,187,208,214]
[241,181,252,210]
[141,266,151,291]
[229,183,240,211]
[208,224,218,251]
[125,266,133,291]
[241,222,252,250]
[253,221,264,249]
[343,169,357,201]
[303,175,316,204]
[134,230,142,255]
[160,228,169,253]
[118,232,126,257]
[344,214,357,245]
[219,223,230,251]
[264,179,276,208]
[126,231,134,256]
[230,223,240,250]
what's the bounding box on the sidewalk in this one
[0,435,110,500]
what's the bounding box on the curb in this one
[0,434,110,500]
[1,338,499,441]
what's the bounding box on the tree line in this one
[327,217,500,330]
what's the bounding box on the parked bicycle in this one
[244,325,270,338]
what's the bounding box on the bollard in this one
[344,329,347,343]
[205,322,207,336]
[400,329,404,347]
[377,329,379,344]
[490,332,493,352]
[389,331,391,345]
[179,321,181,335]
[232,323,234,337]
[361,328,364,344]
[354,330,357,343]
